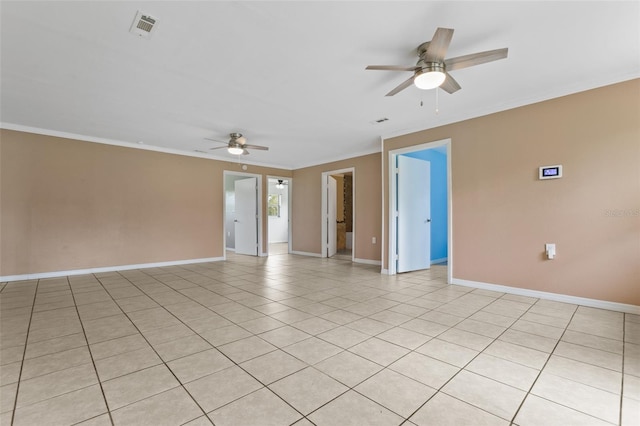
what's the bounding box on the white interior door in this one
[235,177,258,256]
[397,156,431,272]
[327,176,337,257]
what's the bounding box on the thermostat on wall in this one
[539,165,562,180]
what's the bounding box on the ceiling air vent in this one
[130,11,158,39]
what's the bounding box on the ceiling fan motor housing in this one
[417,41,432,58]
[416,60,445,73]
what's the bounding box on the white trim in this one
[0,122,289,170]
[354,258,382,266]
[290,251,322,257]
[387,150,397,275]
[288,178,293,255]
[431,257,448,265]
[387,138,452,280]
[446,142,453,283]
[321,167,356,261]
[451,278,640,315]
[381,268,390,275]
[0,257,224,282]
[380,136,386,273]
[351,172,357,263]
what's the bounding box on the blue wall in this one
[402,148,448,262]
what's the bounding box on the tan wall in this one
[334,175,345,222]
[384,79,640,305]
[292,153,382,261]
[0,130,290,276]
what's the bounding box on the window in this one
[268,194,281,217]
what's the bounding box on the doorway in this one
[321,168,355,260]
[388,139,451,279]
[224,171,262,257]
[267,177,291,255]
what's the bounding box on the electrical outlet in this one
[372,237,376,244]
[545,243,556,260]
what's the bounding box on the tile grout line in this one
[3,268,456,424]
[171,264,535,424]
[196,264,632,421]
[66,276,116,426]
[118,266,332,423]
[148,266,408,423]
[502,305,624,424]
[395,291,546,425]
[136,263,422,422]
[128,268,319,423]
[9,279,39,426]
[172,261,383,425]
[90,272,212,423]
[508,305,581,425]
[304,287,513,424]
[12,260,627,425]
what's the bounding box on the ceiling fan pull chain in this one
[435,88,440,115]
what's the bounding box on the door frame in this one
[387,138,452,280]
[321,167,355,260]
[223,170,263,259]
[267,175,293,255]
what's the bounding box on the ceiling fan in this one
[204,133,269,155]
[274,179,288,189]
[366,27,508,96]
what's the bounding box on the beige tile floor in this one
[1,253,638,426]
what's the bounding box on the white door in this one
[235,178,258,256]
[327,176,337,257]
[397,156,431,272]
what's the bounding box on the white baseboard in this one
[290,251,322,257]
[225,248,236,252]
[381,268,390,275]
[431,257,448,265]
[354,258,382,266]
[451,278,640,315]
[1,257,224,282]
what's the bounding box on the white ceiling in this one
[1,1,638,169]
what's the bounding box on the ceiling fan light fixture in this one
[228,145,244,155]
[414,63,446,90]
[228,133,245,155]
